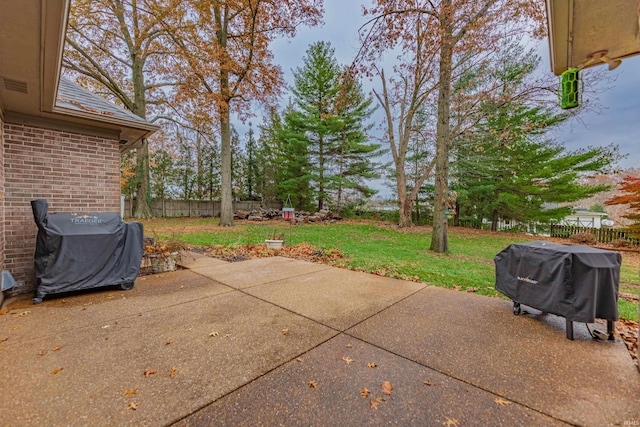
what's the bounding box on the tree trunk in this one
[491,209,499,231]
[219,108,235,226]
[397,168,413,227]
[430,36,453,253]
[132,57,152,219]
[133,138,153,219]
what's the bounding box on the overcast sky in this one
[265,1,639,195]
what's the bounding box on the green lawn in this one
[139,218,639,321]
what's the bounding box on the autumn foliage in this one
[606,176,640,236]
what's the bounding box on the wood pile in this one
[234,208,341,223]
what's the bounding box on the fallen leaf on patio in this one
[123,389,138,396]
[14,310,30,317]
[422,380,440,386]
[360,387,370,398]
[281,328,289,335]
[39,350,47,356]
[307,380,317,388]
[345,343,353,348]
[0,338,7,343]
[83,302,93,306]
[223,334,231,338]
[342,356,354,364]
[367,362,377,368]
[453,285,461,291]
[169,367,177,378]
[128,402,138,410]
[381,381,393,396]
[11,325,21,330]
[296,358,304,362]
[369,399,379,410]
[494,397,512,406]
[50,368,64,375]
[209,331,219,337]
[443,417,459,427]
[376,397,385,403]
[143,369,157,377]
[0,309,10,315]
[105,336,110,341]
[52,346,63,352]
[165,341,173,346]
[466,287,478,293]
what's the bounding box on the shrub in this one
[569,232,597,245]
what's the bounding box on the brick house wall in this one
[3,122,121,294]
[0,116,4,275]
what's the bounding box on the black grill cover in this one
[494,241,620,323]
[31,199,143,303]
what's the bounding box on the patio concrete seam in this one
[167,330,342,426]
[339,330,579,426]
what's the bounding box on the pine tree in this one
[289,41,342,210]
[332,68,381,214]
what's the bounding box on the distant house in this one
[559,208,608,229]
[0,0,158,294]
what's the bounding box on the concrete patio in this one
[0,254,637,426]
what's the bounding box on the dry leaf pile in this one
[204,242,345,264]
[617,319,638,365]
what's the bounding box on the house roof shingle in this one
[55,78,151,127]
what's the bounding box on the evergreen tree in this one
[289,41,341,210]
[332,68,381,214]
[277,107,314,210]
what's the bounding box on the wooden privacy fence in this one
[550,224,639,246]
[123,199,282,218]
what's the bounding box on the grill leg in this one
[607,320,615,341]
[566,319,574,340]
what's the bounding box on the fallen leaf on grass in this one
[143,369,157,377]
[369,399,379,410]
[307,380,317,388]
[367,362,377,368]
[381,381,393,396]
[128,402,139,410]
[50,368,64,375]
[342,356,355,364]
[360,387,370,398]
[169,367,177,378]
[443,417,459,427]
[422,380,440,386]
[494,397,512,406]
[123,389,138,396]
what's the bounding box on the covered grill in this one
[494,241,620,340]
[31,199,144,304]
